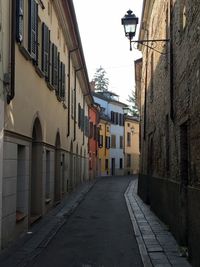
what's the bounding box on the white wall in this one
[109,102,124,175]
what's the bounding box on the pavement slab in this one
[125,179,191,267]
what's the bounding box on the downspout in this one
[143,29,149,140]
[67,47,78,137]
[7,0,16,104]
[73,67,82,141]
[170,0,174,120]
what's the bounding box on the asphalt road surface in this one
[27,176,143,267]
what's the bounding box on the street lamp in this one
[121,10,169,51]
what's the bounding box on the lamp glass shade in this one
[121,10,139,39]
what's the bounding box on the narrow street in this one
[26,176,143,267]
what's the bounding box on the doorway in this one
[30,118,43,224]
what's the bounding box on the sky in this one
[73,0,143,104]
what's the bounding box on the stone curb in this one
[125,179,191,267]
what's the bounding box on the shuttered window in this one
[42,23,50,77]
[16,0,24,43]
[98,135,103,148]
[106,136,110,149]
[52,44,58,89]
[28,0,38,61]
[78,104,81,128]
[60,63,66,100]
[111,135,116,148]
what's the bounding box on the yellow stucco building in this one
[98,118,111,176]
[1,0,93,248]
[124,116,140,175]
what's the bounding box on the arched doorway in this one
[30,118,43,224]
[54,132,61,203]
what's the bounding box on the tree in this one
[127,89,139,117]
[92,66,109,92]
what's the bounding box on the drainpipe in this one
[143,29,149,140]
[73,67,82,141]
[7,0,16,104]
[67,47,78,137]
[170,0,174,121]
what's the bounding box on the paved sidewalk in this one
[125,179,191,267]
[0,179,97,267]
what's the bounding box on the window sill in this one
[18,45,32,61]
[63,102,67,109]
[35,66,45,78]
[45,198,51,204]
[16,211,26,223]
[47,82,55,91]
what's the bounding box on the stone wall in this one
[137,0,200,265]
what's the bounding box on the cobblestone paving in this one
[125,179,191,267]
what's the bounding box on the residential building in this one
[124,115,140,175]
[2,0,92,248]
[88,104,99,180]
[0,0,11,248]
[93,91,127,176]
[98,118,111,176]
[136,0,200,265]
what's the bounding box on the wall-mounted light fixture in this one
[130,126,135,135]
[121,10,169,51]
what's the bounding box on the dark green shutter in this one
[52,44,58,88]
[42,23,50,77]
[61,63,66,99]
[16,0,24,43]
[29,0,38,60]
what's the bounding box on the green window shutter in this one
[42,23,50,77]
[52,44,58,88]
[28,0,38,61]
[16,0,24,43]
[61,63,66,99]
[56,52,60,95]
[78,104,81,128]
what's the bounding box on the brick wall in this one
[137,0,200,265]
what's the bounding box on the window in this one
[119,114,124,126]
[56,60,66,100]
[98,135,103,148]
[111,135,116,148]
[150,52,154,101]
[94,125,97,140]
[105,159,109,169]
[107,126,109,132]
[16,0,24,43]
[28,0,38,61]
[106,136,110,149]
[111,111,114,123]
[127,132,131,146]
[127,154,131,168]
[89,122,94,138]
[120,136,123,149]
[42,23,50,77]
[78,104,81,128]
[120,158,123,169]
[179,0,187,32]
[52,44,58,89]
